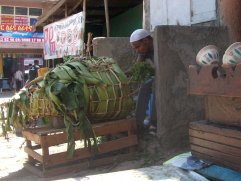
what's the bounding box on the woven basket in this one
[29,92,59,119]
[29,57,135,122]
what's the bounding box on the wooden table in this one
[22,118,138,177]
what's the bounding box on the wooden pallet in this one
[189,120,241,172]
[22,118,138,177]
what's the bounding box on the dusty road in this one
[0,91,147,181]
[0,91,201,181]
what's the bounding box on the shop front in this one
[0,26,43,90]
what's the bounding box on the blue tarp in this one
[197,165,241,181]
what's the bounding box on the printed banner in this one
[0,31,43,43]
[15,16,28,26]
[43,12,84,60]
[0,25,33,32]
[1,15,14,25]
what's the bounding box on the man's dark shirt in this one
[29,65,40,81]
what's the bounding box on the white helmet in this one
[196,45,219,66]
[222,42,241,66]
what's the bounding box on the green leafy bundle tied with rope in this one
[131,61,154,82]
[3,56,134,158]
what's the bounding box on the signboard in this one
[43,12,84,60]
[15,16,29,25]
[24,58,43,66]
[1,15,14,25]
[0,31,43,43]
[0,25,33,31]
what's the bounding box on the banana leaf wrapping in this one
[27,56,134,157]
[29,57,134,121]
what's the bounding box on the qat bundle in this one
[29,56,134,157]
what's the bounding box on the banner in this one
[43,12,84,60]
[0,25,33,31]
[0,31,43,43]
[1,15,14,25]
[15,16,29,26]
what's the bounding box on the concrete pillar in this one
[143,0,150,31]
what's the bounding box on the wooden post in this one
[104,0,110,37]
[65,3,68,17]
[82,0,87,56]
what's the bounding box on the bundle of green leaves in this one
[131,61,154,82]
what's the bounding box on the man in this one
[14,67,23,92]
[130,29,157,135]
[28,60,40,81]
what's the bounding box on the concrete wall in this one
[92,26,230,155]
[154,26,229,153]
[92,37,136,72]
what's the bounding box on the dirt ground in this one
[0,132,169,181]
[0,91,186,181]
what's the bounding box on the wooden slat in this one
[189,129,241,148]
[24,147,43,163]
[188,64,241,97]
[22,130,41,144]
[191,144,241,166]
[205,96,241,126]
[190,137,241,158]
[190,120,241,139]
[44,135,137,168]
[192,151,241,173]
[41,118,136,147]
[93,118,136,135]
[25,152,133,177]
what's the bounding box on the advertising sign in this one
[0,25,33,31]
[1,15,14,25]
[15,16,29,25]
[43,12,84,60]
[0,31,43,43]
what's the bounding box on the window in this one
[29,8,42,16]
[0,6,42,26]
[15,7,28,15]
[1,6,14,14]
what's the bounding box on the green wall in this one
[108,4,143,37]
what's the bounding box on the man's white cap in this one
[130,29,150,43]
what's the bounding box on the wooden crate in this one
[22,118,138,177]
[189,120,241,172]
[205,96,241,126]
[188,64,241,126]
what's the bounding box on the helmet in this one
[196,45,219,66]
[222,42,241,66]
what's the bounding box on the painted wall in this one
[92,26,230,158]
[108,4,143,37]
[146,0,217,31]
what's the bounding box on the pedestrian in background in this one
[28,60,40,81]
[14,67,23,92]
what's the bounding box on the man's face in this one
[131,38,149,54]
